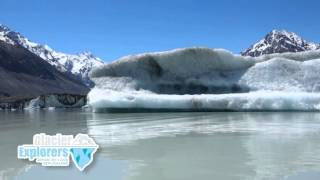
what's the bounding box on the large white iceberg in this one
[88,48,320,112]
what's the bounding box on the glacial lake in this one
[0,110,320,180]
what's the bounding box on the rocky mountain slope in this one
[0,24,104,87]
[0,40,89,103]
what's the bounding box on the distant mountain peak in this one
[0,24,10,31]
[241,29,320,57]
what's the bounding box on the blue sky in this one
[1,0,319,61]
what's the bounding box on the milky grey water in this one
[0,110,320,180]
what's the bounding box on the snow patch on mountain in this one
[0,24,104,87]
[0,25,15,45]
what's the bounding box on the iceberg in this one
[88,48,320,112]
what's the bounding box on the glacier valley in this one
[87,48,320,112]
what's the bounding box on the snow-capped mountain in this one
[241,30,320,57]
[0,24,104,87]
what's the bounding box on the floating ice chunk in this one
[239,58,320,92]
[88,47,320,111]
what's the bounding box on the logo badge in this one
[17,133,99,171]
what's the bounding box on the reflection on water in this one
[0,110,319,180]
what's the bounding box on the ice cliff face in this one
[26,94,87,109]
[88,47,320,112]
[0,94,87,109]
[241,30,320,57]
[0,24,104,87]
